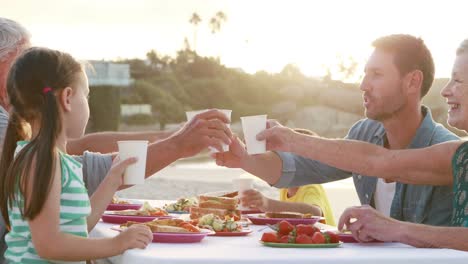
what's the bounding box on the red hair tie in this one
[42,87,52,94]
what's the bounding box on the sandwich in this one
[198,195,238,210]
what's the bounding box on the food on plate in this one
[260,220,340,244]
[121,218,201,233]
[198,195,238,210]
[190,206,241,221]
[107,201,168,217]
[190,194,241,221]
[111,195,130,204]
[194,213,242,232]
[163,197,198,212]
[220,191,238,198]
[264,212,314,219]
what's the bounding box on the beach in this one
[116,159,360,221]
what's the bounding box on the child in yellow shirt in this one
[240,129,336,226]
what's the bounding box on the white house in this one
[86,61,131,86]
[121,104,152,116]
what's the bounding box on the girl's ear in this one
[58,87,73,112]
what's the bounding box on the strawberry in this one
[279,235,290,243]
[279,234,296,243]
[278,220,294,236]
[295,234,314,244]
[261,232,278,243]
[311,232,326,244]
[324,231,340,243]
[296,224,316,236]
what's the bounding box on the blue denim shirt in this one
[275,106,458,226]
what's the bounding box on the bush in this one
[123,114,156,125]
[88,85,121,132]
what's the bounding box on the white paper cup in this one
[241,115,267,155]
[232,178,254,210]
[185,110,207,122]
[118,140,148,185]
[186,109,232,153]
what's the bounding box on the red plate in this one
[106,203,142,211]
[101,214,171,224]
[111,226,213,243]
[209,228,253,236]
[338,233,383,243]
[246,214,320,225]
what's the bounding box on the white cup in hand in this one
[232,178,254,210]
[241,115,267,155]
[118,140,148,185]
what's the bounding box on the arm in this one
[83,109,233,194]
[398,223,468,250]
[242,150,283,185]
[216,135,351,186]
[257,122,460,186]
[67,130,174,155]
[28,156,151,261]
[338,205,468,251]
[290,135,459,185]
[86,157,137,230]
[263,199,322,216]
[240,189,322,216]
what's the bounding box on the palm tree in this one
[189,12,202,52]
[209,11,227,34]
[209,11,227,62]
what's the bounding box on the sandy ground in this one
[116,160,360,221]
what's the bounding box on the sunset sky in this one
[4,0,467,81]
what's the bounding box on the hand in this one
[239,189,269,211]
[338,205,402,243]
[256,120,297,152]
[106,156,138,189]
[214,135,248,168]
[171,109,233,158]
[114,224,153,252]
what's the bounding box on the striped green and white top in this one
[5,141,91,264]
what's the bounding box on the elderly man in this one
[0,17,232,263]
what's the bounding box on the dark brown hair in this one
[372,34,435,98]
[0,47,82,228]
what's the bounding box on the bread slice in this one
[198,195,238,210]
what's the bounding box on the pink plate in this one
[106,203,142,211]
[338,233,383,243]
[246,214,320,225]
[240,209,263,214]
[111,226,212,243]
[101,214,171,224]
[151,231,209,243]
[209,228,253,237]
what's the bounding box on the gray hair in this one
[456,39,468,56]
[0,17,31,62]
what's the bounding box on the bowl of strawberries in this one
[260,220,342,248]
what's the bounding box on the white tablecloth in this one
[90,200,468,264]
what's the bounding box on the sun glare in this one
[7,0,468,81]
